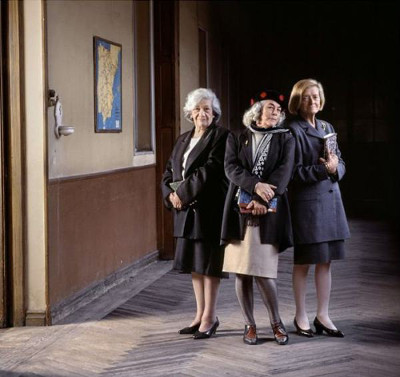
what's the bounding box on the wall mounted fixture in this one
[48,89,75,138]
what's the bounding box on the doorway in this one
[0,0,7,328]
[154,0,179,260]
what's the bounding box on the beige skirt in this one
[223,225,279,278]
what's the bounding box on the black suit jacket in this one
[161,124,230,240]
[220,128,295,252]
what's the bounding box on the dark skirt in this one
[294,240,345,265]
[173,238,228,278]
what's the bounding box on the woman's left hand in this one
[320,152,338,174]
[169,192,183,210]
[246,200,268,216]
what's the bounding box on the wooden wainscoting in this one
[48,166,158,320]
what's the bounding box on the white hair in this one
[242,100,286,128]
[183,88,221,123]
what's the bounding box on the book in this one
[169,180,184,191]
[267,197,278,213]
[237,188,253,214]
[237,188,277,214]
[323,132,337,158]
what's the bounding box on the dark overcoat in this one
[286,116,350,245]
[161,124,230,241]
[220,128,295,252]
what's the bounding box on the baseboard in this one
[25,311,47,326]
[50,250,160,325]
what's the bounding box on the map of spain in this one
[95,38,122,131]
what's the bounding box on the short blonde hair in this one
[288,78,325,115]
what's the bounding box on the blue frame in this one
[93,36,122,133]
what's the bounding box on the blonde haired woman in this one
[287,79,350,338]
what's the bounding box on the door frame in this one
[0,0,6,328]
[1,0,26,327]
[154,0,179,260]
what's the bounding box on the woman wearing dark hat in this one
[161,88,229,339]
[221,90,295,345]
[286,78,350,338]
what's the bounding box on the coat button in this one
[329,189,333,193]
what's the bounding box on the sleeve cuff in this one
[317,164,329,180]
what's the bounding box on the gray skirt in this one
[294,240,345,265]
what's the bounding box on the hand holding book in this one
[254,182,277,202]
[320,133,339,175]
[246,200,268,216]
[319,152,338,175]
[237,188,277,214]
[237,188,253,213]
[169,191,182,210]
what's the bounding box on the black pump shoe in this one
[293,317,314,338]
[313,317,344,338]
[193,317,219,339]
[178,323,200,334]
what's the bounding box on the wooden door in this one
[154,0,179,260]
[0,1,7,327]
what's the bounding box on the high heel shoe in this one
[193,317,219,339]
[293,317,314,338]
[313,317,344,338]
[272,320,289,345]
[178,322,200,334]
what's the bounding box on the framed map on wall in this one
[93,36,122,133]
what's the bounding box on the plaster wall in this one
[24,0,47,316]
[47,0,135,178]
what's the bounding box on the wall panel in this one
[48,167,157,307]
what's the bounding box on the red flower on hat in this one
[260,91,267,99]
[279,94,285,101]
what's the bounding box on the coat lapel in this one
[174,131,192,179]
[241,130,253,170]
[184,124,216,175]
[298,118,324,139]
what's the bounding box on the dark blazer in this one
[161,124,230,241]
[220,128,295,252]
[286,116,350,244]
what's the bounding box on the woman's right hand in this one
[254,182,277,202]
[169,192,182,210]
[319,152,338,175]
[246,200,267,216]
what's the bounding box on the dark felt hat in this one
[250,89,287,109]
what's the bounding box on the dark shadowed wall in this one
[217,0,399,219]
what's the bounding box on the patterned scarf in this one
[249,123,289,177]
[241,124,289,227]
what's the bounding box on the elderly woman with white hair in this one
[221,90,295,346]
[161,88,230,339]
